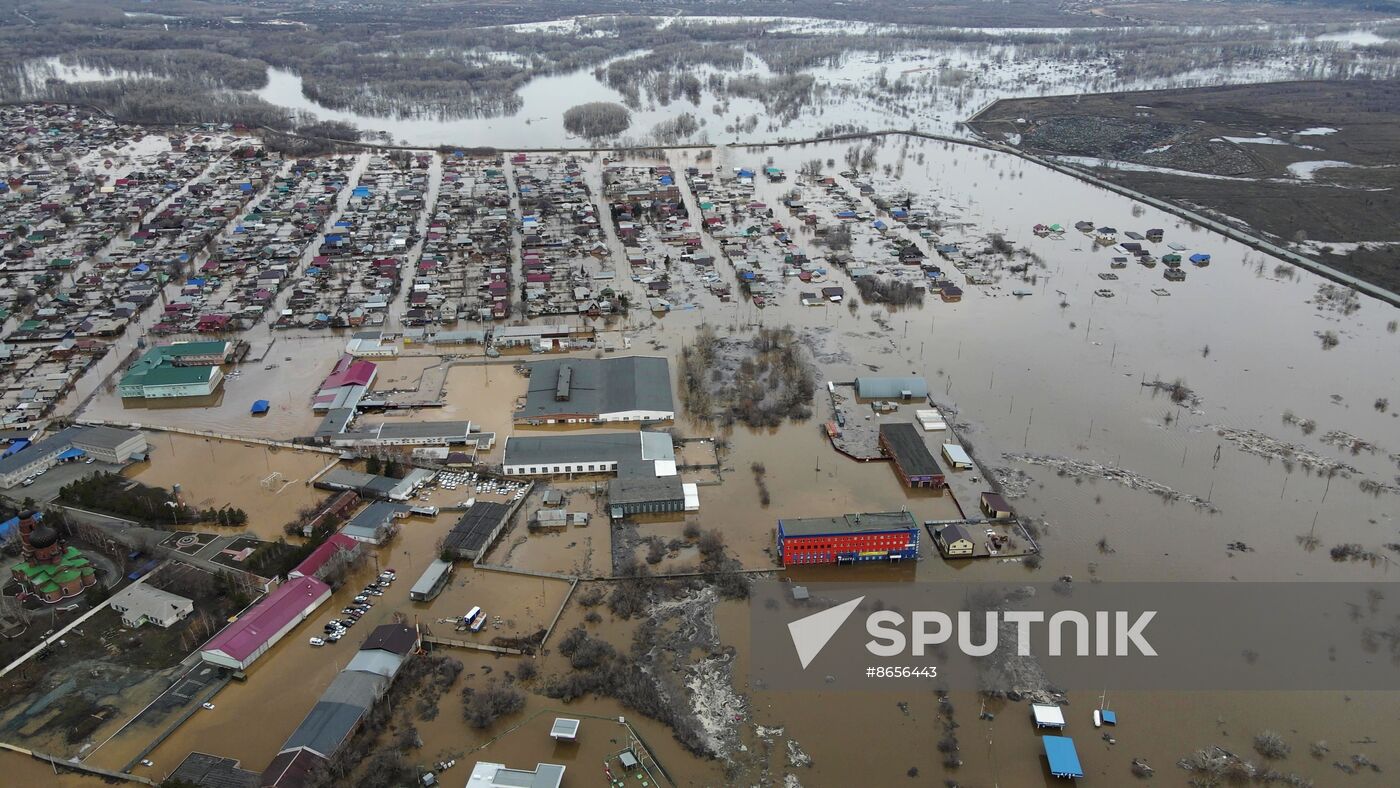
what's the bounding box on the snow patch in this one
[1286,160,1354,180]
[1222,135,1287,145]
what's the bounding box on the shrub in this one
[1254,730,1291,760]
[462,680,525,729]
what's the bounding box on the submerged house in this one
[935,523,975,558]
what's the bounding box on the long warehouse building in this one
[515,356,673,424]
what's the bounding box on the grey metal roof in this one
[607,476,684,505]
[337,420,475,442]
[517,356,672,420]
[0,426,81,475]
[70,425,142,451]
[345,649,406,680]
[443,502,510,554]
[878,423,943,477]
[315,468,400,498]
[503,431,673,478]
[410,559,453,597]
[314,407,355,438]
[779,511,919,537]
[317,668,388,710]
[341,501,408,541]
[168,752,258,788]
[855,376,929,399]
[280,700,367,758]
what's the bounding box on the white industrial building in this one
[503,431,676,478]
[71,426,149,464]
[0,425,146,488]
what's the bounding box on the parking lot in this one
[312,568,399,646]
[18,458,129,505]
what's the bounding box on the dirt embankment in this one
[971,80,1400,293]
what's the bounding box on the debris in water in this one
[1320,430,1382,456]
[989,466,1033,498]
[1005,452,1220,512]
[1143,377,1202,406]
[786,739,813,768]
[1211,426,1359,476]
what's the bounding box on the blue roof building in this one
[1043,735,1084,779]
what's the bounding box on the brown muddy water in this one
[591,142,1400,785]
[81,332,352,440]
[123,432,337,541]
[1,750,108,787]
[64,138,1400,786]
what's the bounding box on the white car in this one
[202,702,215,710]
[309,637,325,647]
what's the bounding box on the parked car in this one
[309,637,325,647]
[201,702,215,710]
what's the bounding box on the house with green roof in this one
[120,341,230,399]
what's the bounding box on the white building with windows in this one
[502,431,675,478]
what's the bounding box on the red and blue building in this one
[777,511,920,566]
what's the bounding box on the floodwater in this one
[228,23,1388,148]
[0,750,106,787]
[550,139,1399,783]
[81,332,353,440]
[124,432,337,540]
[35,126,1398,788]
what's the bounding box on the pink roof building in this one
[318,354,378,391]
[290,533,360,580]
[200,576,331,670]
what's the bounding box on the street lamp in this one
[163,501,180,526]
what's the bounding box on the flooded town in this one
[1,2,1399,788]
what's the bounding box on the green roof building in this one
[120,341,230,399]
